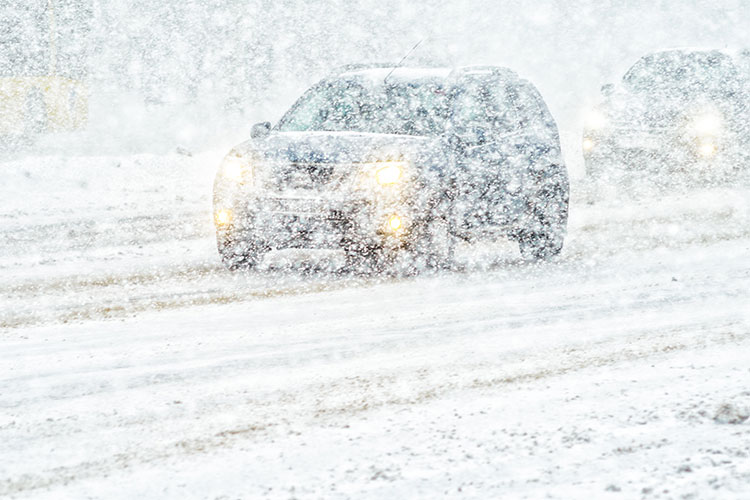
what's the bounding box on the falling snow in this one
[1,1,749,499]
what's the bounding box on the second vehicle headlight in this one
[690,111,723,137]
[584,109,607,130]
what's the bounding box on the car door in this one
[450,75,526,231]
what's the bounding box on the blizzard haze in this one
[21,0,750,163]
[2,1,750,499]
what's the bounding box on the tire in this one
[518,230,563,261]
[216,228,268,271]
[342,240,388,275]
[518,169,569,261]
[407,216,456,272]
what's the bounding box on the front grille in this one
[275,162,337,190]
[259,197,332,214]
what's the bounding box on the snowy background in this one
[2,0,750,498]
[15,0,750,164]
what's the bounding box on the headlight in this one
[584,109,607,130]
[359,160,409,189]
[690,112,723,137]
[219,155,252,184]
[375,163,404,186]
[214,208,233,226]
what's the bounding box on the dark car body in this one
[583,49,750,183]
[213,65,569,271]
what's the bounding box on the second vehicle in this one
[582,49,749,183]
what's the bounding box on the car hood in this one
[233,131,444,166]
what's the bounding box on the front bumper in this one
[221,193,412,250]
[582,128,738,175]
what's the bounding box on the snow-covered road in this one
[1,154,749,498]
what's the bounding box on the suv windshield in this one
[622,51,741,96]
[277,79,450,136]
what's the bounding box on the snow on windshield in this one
[277,78,450,136]
[623,50,742,95]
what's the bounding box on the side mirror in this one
[250,121,271,138]
[600,83,615,97]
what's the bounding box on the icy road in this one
[1,153,749,499]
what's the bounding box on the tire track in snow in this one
[2,319,746,497]
[1,186,748,330]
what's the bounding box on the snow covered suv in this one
[582,49,749,182]
[213,65,569,271]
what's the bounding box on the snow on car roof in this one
[336,67,453,85]
[640,47,739,59]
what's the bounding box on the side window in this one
[452,81,490,124]
[452,79,520,133]
[512,82,560,147]
[509,82,549,130]
[486,83,522,133]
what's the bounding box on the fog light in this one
[582,138,595,152]
[386,214,402,232]
[698,141,717,157]
[215,209,233,225]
